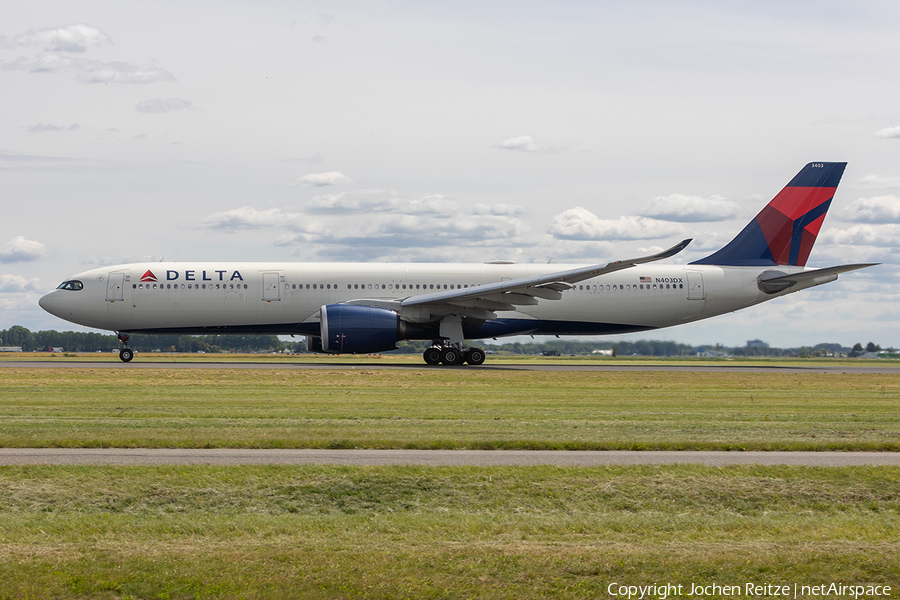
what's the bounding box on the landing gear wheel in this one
[119,348,134,363]
[423,347,442,365]
[440,347,463,365]
[464,348,485,365]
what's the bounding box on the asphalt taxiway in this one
[2,360,899,374]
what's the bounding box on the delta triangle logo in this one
[140,270,158,282]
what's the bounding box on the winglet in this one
[642,238,692,263]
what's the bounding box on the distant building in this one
[696,347,728,358]
[746,339,769,348]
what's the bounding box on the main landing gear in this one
[116,332,134,363]
[422,343,486,366]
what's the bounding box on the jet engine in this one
[319,304,401,354]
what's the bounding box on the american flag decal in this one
[640,276,651,283]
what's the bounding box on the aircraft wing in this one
[397,239,692,317]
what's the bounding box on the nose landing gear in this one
[116,332,134,363]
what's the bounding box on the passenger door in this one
[106,273,124,301]
[687,271,704,300]
[262,272,281,301]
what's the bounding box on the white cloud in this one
[0,236,46,263]
[200,193,532,262]
[858,174,900,189]
[294,171,352,186]
[496,135,565,153]
[640,194,739,222]
[819,224,900,248]
[0,274,42,293]
[307,190,403,213]
[307,191,459,217]
[474,203,526,217]
[14,24,111,53]
[407,194,457,216]
[1,55,175,84]
[27,123,78,133]
[135,98,193,113]
[202,207,307,232]
[838,196,900,224]
[875,126,900,139]
[74,59,175,84]
[549,207,682,241]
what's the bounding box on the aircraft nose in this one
[39,292,55,315]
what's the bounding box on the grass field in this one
[1,464,898,599]
[2,359,898,598]
[0,365,898,450]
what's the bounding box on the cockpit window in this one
[57,280,84,291]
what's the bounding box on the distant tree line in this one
[1,325,893,357]
[0,325,288,354]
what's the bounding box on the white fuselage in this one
[38,261,812,338]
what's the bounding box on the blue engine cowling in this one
[320,304,400,354]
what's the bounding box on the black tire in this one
[423,347,442,365]
[119,348,134,363]
[465,348,486,365]
[440,347,462,365]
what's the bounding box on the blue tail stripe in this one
[787,163,845,188]
[788,199,831,265]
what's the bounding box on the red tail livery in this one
[692,162,846,266]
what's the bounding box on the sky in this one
[2,0,899,349]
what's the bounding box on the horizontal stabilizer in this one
[757,263,877,294]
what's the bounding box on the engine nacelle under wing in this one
[320,304,400,354]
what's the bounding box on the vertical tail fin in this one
[691,162,846,266]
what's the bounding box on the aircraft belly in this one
[522,287,704,332]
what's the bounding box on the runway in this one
[2,360,899,374]
[1,448,898,467]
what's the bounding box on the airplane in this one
[39,162,875,365]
